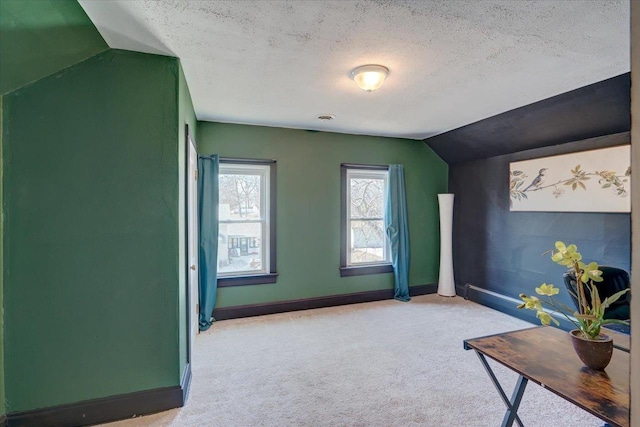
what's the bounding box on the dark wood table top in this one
[464,326,629,427]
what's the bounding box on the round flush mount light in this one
[350,64,389,92]
[317,114,335,121]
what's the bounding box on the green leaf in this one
[565,288,579,301]
[591,285,601,307]
[601,288,630,310]
[575,314,598,320]
[557,300,578,314]
[578,181,586,190]
[601,318,630,326]
[602,183,611,188]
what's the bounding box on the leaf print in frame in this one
[509,145,630,212]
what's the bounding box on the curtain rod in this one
[220,157,276,164]
[341,163,389,170]
[198,155,276,164]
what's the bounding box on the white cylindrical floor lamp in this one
[437,194,456,297]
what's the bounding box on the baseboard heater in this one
[463,283,576,332]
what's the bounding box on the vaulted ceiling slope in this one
[424,73,630,164]
[0,0,107,95]
[79,0,629,140]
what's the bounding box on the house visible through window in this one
[218,159,277,286]
[340,165,392,277]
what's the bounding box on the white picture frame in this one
[509,145,631,212]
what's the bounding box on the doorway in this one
[186,125,199,363]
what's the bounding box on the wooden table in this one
[464,326,630,427]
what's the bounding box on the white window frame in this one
[217,159,277,286]
[340,165,393,276]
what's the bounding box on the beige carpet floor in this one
[101,294,604,426]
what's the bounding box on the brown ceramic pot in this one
[569,329,613,371]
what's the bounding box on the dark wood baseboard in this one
[5,363,191,427]
[409,284,437,296]
[213,284,437,320]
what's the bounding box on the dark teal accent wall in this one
[2,50,182,412]
[449,133,631,308]
[178,64,196,375]
[0,0,108,95]
[197,123,448,308]
[425,74,630,164]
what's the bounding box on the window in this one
[340,164,393,277]
[218,159,277,286]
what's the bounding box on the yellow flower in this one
[536,311,552,325]
[535,283,560,296]
[579,261,604,283]
[551,241,582,266]
[519,294,543,311]
[536,311,560,326]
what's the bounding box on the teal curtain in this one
[197,155,219,331]
[385,164,411,302]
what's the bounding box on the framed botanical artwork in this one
[509,145,631,212]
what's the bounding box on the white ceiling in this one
[79,0,629,140]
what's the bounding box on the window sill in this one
[339,264,393,277]
[218,273,278,287]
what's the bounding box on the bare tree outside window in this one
[347,170,390,265]
[350,178,385,218]
[219,174,261,219]
[218,165,269,276]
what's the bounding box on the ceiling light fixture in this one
[350,64,389,92]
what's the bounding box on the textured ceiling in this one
[79,0,629,140]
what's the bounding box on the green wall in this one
[0,0,107,95]
[2,49,182,412]
[0,0,107,413]
[0,95,5,416]
[197,123,448,308]
[178,64,197,375]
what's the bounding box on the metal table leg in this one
[475,351,528,427]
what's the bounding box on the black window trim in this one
[218,157,277,287]
[339,163,393,277]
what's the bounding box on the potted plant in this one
[517,241,630,370]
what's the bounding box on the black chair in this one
[562,266,630,321]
